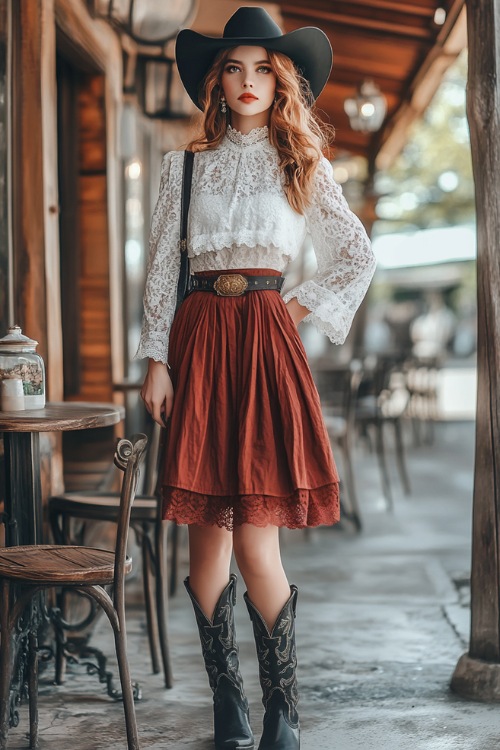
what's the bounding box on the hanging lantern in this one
[344,80,387,133]
[138,56,195,118]
[93,0,198,46]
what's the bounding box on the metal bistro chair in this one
[0,434,147,750]
[314,361,364,531]
[403,355,440,446]
[355,355,411,510]
[49,422,173,689]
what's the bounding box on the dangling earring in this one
[274,95,278,106]
[220,96,227,114]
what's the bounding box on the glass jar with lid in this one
[0,325,46,409]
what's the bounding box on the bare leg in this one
[186,525,254,749]
[188,524,233,619]
[239,525,300,749]
[233,523,290,629]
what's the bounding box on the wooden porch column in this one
[451,0,500,701]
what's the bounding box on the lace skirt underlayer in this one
[161,268,340,530]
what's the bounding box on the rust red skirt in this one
[161,268,339,530]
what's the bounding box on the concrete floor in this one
[8,419,500,750]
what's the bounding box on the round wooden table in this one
[0,402,125,547]
[0,402,127,721]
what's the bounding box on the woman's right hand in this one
[140,359,174,427]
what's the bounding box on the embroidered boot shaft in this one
[185,575,254,750]
[244,587,300,750]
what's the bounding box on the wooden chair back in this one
[314,360,363,428]
[112,434,148,600]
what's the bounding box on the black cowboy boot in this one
[244,587,300,750]
[185,574,254,750]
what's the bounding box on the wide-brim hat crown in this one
[176,6,333,110]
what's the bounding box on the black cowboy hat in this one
[175,6,333,110]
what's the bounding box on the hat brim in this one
[175,27,333,110]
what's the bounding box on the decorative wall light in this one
[94,0,198,46]
[344,80,387,133]
[138,56,195,118]
[434,7,447,25]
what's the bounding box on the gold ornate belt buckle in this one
[213,273,249,297]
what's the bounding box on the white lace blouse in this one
[136,125,376,364]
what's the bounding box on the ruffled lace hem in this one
[189,231,293,257]
[134,341,169,364]
[162,483,340,531]
[283,283,352,345]
[300,312,350,346]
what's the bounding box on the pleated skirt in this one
[161,268,340,530]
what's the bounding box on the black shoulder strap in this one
[180,150,194,252]
[176,150,195,312]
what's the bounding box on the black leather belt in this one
[191,273,284,297]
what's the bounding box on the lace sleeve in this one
[283,156,376,344]
[134,151,183,363]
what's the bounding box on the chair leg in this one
[374,421,393,511]
[393,418,411,495]
[52,593,68,685]
[113,616,140,749]
[0,580,13,750]
[49,507,63,545]
[340,438,362,531]
[155,520,173,689]
[141,526,161,674]
[49,510,69,684]
[411,413,421,447]
[28,631,39,749]
[168,522,179,597]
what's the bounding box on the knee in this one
[188,526,233,570]
[233,536,276,580]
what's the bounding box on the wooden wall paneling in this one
[11,0,64,497]
[55,0,124,399]
[41,0,64,495]
[41,0,63,407]
[0,0,12,337]
[101,39,125,394]
[12,1,47,358]
[57,54,82,398]
[78,77,112,401]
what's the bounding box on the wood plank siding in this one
[76,75,113,402]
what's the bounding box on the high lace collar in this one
[225,124,270,147]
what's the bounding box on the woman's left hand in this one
[286,297,311,327]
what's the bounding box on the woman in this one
[137,7,376,750]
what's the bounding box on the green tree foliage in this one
[374,52,474,236]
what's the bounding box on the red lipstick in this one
[238,93,258,101]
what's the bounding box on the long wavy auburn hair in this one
[185,47,334,214]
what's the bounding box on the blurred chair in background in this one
[355,355,411,510]
[404,355,440,446]
[314,360,364,531]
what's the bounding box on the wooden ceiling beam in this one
[284,17,432,61]
[328,53,420,82]
[282,7,434,41]
[281,0,439,18]
[289,0,441,17]
[330,71,406,94]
